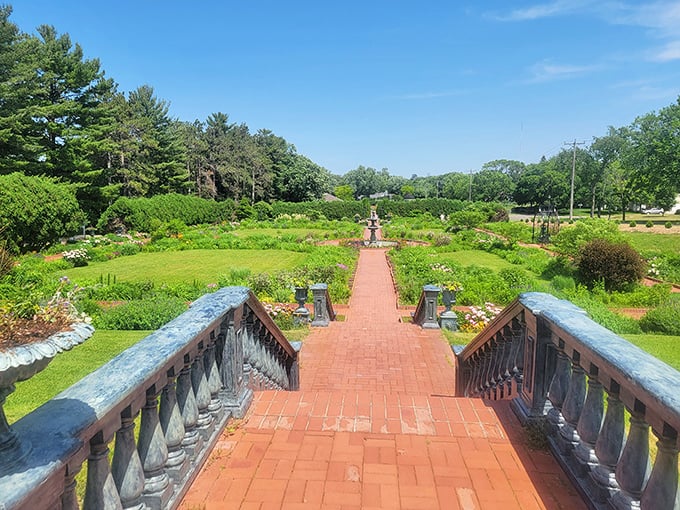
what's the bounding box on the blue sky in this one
[10,1,680,177]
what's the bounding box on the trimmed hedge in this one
[270,198,496,221]
[271,200,371,220]
[97,194,235,232]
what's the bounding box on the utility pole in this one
[565,139,586,220]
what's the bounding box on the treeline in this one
[337,98,680,217]
[0,6,331,221]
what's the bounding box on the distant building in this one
[368,191,393,200]
[321,193,342,202]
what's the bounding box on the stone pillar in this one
[420,285,440,329]
[310,283,331,327]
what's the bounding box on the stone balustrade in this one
[0,286,299,509]
[455,292,680,510]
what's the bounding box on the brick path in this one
[180,246,585,509]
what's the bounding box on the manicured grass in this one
[59,249,308,285]
[4,330,150,423]
[437,250,530,273]
[622,232,680,254]
[620,333,680,372]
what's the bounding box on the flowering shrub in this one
[62,248,90,267]
[430,263,463,292]
[458,302,502,333]
[263,302,296,330]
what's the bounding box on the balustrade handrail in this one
[457,299,524,365]
[0,286,298,510]
[456,291,680,510]
[245,292,296,357]
[322,286,336,322]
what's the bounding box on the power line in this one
[564,139,586,220]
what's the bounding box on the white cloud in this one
[650,40,680,61]
[527,60,599,82]
[390,90,468,100]
[492,0,594,21]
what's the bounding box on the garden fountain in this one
[363,211,397,248]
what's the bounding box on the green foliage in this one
[576,239,645,291]
[551,218,623,257]
[254,201,274,220]
[665,221,673,229]
[97,194,235,232]
[93,297,188,330]
[559,285,641,334]
[271,200,370,221]
[629,220,637,227]
[541,255,576,279]
[236,198,255,220]
[0,241,14,278]
[447,210,487,230]
[640,301,680,335]
[0,173,87,253]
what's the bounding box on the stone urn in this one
[441,289,456,312]
[0,322,94,474]
[293,287,310,325]
[439,289,458,331]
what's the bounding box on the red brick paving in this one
[180,244,585,509]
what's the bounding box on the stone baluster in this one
[281,350,291,390]
[574,364,604,477]
[640,424,679,509]
[468,349,481,396]
[509,319,525,396]
[204,332,224,421]
[61,463,83,510]
[496,328,512,398]
[251,321,264,389]
[176,354,203,458]
[83,430,123,509]
[590,380,625,504]
[111,407,145,510]
[558,350,587,454]
[611,400,651,510]
[547,339,571,433]
[137,384,172,508]
[489,333,503,400]
[159,369,188,482]
[496,330,512,398]
[482,337,496,398]
[262,332,274,388]
[220,312,252,418]
[242,311,255,389]
[473,349,486,396]
[191,343,215,439]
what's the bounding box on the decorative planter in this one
[439,289,458,331]
[293,287,310,325]
[441,290,457,312]
[0,322,94,475]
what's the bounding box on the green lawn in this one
[60,249,308,285]
[620,333,680,371]
[437,250,531,273]
[622,231,680,254]
[4,330,150,424]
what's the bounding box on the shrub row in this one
[97,194,235,232]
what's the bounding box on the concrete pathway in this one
[180,246,585,509]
